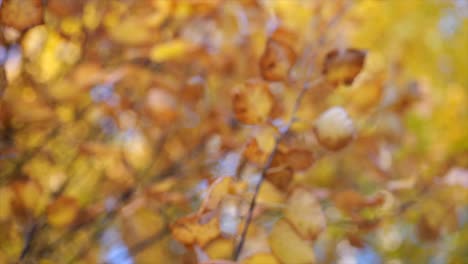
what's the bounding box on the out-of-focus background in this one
[0,0,467,263]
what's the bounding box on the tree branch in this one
[233,78,323,260]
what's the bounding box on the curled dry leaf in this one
[284,188,326,240]
[313,106,355,151]
[0,0,43,31]
[46,196,80,228]
[232,80,274,125]
[260,39,296,82]
[171,213,220,247]
[333,190,385,216]
[284,149,315,171]
[269,219,316,264]
[323,49,366,86]
[265,166,294,192]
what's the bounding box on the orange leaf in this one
[333,190,366,215]
[260,38,296,82]
[243,138,267,165]
[0,0,43,31]
[284,149,315,171]
[46,196,80,228]
[323,49,366,86]
[171,213,220,247]
[265,166,293,192]
[47,0,84,17]
[233,80,274,125]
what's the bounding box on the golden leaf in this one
[323,49,366,86]
[244,138,267,165]
[204,238,234,260]
[269,219,316,264]
[171,213,220,247]
[284,188,326,240]
[46,196,80,228]
[260,38,296,82]
[242,253,280,264]
[232,80,274,125]
[0,0,43,31]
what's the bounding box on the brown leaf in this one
[265,166,293,191]
[334,190,385,217]
[284,149,315,171]
[232,80,274,124]
[259,39,296,82]
[323,49,366,86]
[47,0,85,17]
[333,190,366,215]
[0,0,43,31]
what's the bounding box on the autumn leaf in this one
[243,138,267,165]
[171,213,220,247]
[313,106,355,151]
[269,219,316,264]
[242,253,280,264]
[283,148,315,171]
[265,166,294,192]
[0,0,43,31]
[323,49,366,86]
[232,80,275,125]
[46,196,80,228]
[284,188,326,240]
[260,39,296,82]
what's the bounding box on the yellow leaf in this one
[242,253,280,264]
[284,188,326,240]
[46,196,80,228]
[232,80,274,125]
[150,40,195,62]
[204,238,234,260]
[269,219,316,264]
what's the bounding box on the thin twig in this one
[233,78,323,260]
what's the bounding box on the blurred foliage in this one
[0,0,467,263]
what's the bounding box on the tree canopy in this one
[0,0,467,263]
